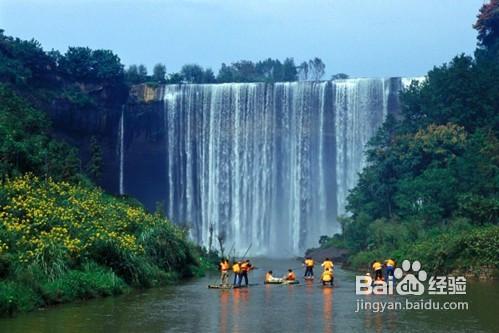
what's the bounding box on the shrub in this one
[41,262,127,304]
[0,281,42,316]
[0,174,209,316]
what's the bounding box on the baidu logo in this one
[355,259,466,296]
[394,260,427,295]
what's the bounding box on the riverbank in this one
[0,175,217,317]
[1,258,497,333]
[312,225,499,280]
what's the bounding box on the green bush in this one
[402,225,499,274]
[0,175,214,316]
[0,281,42,316]
[346,225,499,277]
[41,262,127,304]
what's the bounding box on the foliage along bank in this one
[320,2,499,278]
[0,32,217,316]
[0,174,213,316]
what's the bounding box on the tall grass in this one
[0,175,216,316]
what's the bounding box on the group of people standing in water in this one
[218,257,336,286]
[303,257,335,285]
[219,258,254,287]
[369,258,397,282]
[264,257,335,285]
[218,256,399,289]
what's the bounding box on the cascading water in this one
[121,78,414,255]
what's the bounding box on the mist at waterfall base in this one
[120,78,414,256]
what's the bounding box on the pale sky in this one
[0,0,485,78]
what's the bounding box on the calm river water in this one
[0,258,496,332]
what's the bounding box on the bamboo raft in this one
[264,280,300,285]
[208,283,259,289]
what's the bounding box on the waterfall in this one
[122,78,414,255]
[119,106,125,195]
[333,79,388,216]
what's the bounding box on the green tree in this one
[0,30,58,87]
[138,64,148,81]
[167,72,184,84]
[474,0,499,50]
[400,55,499,134]
[59,47,124,84]
[203,68,216,83]
[45,140,80,180]
[308,57,325,81]
[0,84,78,180]
[59,47,94,81]
[230,60,257,82]
[298,61,309,81]
[331,73,349,80]
[282,58,298,81]
[181,64,204,83]
[216,63,234,83]
[91,49,124,83]
[126,65,140,84]
[152,63,167,83]
[86,136,103,182]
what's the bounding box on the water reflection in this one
[305,280,314,331]
[219,291,230,333]
[0,261,495,333]
[232,288,250,333]
[364,307,383,333]
[323,287,334,333]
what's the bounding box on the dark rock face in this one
[120,98,168,207]
[47,83,128,193]
[305,246,350,263]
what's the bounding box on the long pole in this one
[241,243,252,260]
[226,243,235,259]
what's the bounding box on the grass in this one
[0,175,218,317]
[0,261,128,316]
[344,225,499,278]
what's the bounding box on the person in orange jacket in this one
[238,259,253,286]
[285,269,296,281]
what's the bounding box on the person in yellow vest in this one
[239,259,253,286]
[303,257,315,278]
[232,261,241,285]
[321,258,334,271]
[220,258,230,285]
[320,268,334,286]
[371,260,383,281]
[384,258,396,281]
[219,258,230,285]
[285,269,296,281]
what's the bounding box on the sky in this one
[0,0,486,78]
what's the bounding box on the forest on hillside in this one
[0,30,216,317]
[319,2,499,276]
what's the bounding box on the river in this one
[0,259,496,332]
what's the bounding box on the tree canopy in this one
[0,84,79,180]
[474,0,499,49]
[335,6,499,269]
